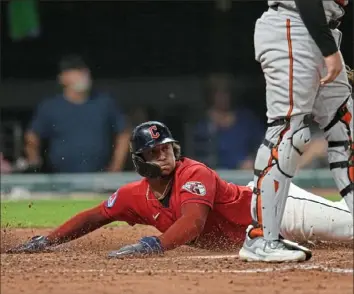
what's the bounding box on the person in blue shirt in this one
[191,89,265,170]
[24,55,131,173]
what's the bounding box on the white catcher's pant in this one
[248,181,353,242]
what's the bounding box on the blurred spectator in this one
[123,106,153,171]
[24,55,131,173]
[1,152,13,173]
[190,85,265,170]
[0,130,12,173]
[128,106,150,127]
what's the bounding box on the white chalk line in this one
[2,265,352,274]
[153,254,239,261]
[149,253,353,265]
[52,265,353,274]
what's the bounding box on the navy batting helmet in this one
[130,121,178,178]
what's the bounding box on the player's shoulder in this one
[116,179,148,197]
[176,157,210,171]
[176,157,215,177]
[175,158,217,198]
[106,179,146,207]
[104,180,146,210]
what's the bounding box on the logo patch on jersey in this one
[106,190,119,208]
[182,181,206,196]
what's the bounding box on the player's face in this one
[143,143,176,176]
[59,68,91,93]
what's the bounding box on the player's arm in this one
[107,203,210,259]
[24,131,42,168]
[294,0,343,84]
[159,168,215,250]
[6,205,112,254]
[50,205,112,244]
[6,191,124,254]
[159,202,210,250]
[107,98,131,172]
[25,102,51,169]
[108,130,131,172]
[108,166,215,258]
[294,0,338,57]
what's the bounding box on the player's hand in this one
[107,236,164,259]
[321,51,343,85]
[6,235,51,254]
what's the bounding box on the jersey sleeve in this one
[294,0,338,57]
[179,165,216,209]
[100,188,137,225]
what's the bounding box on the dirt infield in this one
[1,226,353,294]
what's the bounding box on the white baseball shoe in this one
[239,226,310,263]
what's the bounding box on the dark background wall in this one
[1,1,269,79]
[1,1,352,103]
[1,0,353,146]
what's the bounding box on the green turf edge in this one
[0,199,127,229]
[0,194,341,228]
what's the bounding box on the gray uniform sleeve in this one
[294,0,338,57]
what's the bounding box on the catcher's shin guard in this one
[324,98,354,215]
[250,114,312,241]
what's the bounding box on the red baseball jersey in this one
[100,157,252,248]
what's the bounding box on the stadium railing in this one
[0,169,337,196]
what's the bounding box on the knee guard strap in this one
[324,98,354,201]
[254,114,312,180]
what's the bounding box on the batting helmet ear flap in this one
[132,154,162,178]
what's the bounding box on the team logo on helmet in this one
[148,125,160,139]
[182,181,206,196]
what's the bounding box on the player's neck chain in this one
[147,178,173,201]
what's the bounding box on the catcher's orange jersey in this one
[100,158,252,248]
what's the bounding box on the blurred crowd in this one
[0,54,329,174]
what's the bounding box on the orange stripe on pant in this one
[286,19,294,117]
[249,19,294,239]
[341,109,354,183]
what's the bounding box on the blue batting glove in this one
[107,236,163,259]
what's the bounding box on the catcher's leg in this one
[323,98,354,215]
[239,14,319,262]
[313,30,353,216]
[239,114,313,262]
[249,113,312,240]
[280,183,353,242]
